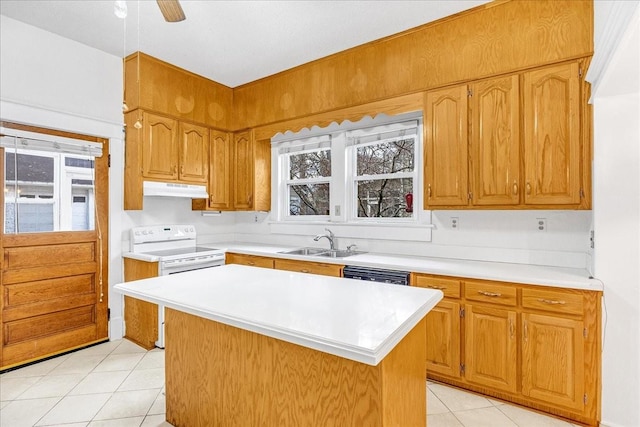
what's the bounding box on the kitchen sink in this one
[316,249,366,258]
[279,247,329,256]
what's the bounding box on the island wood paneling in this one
[124,52,233,129]
[233,0,593,130]
[123,258,160,350]
[165,308,427,427]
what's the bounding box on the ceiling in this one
[0,0,489,88]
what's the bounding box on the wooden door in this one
[142,112,178,180]
[209,130,232,210]
[470,75,520,205]
[522,312,585,410]
[424,86,469,208]
[425,300,461,378]
[523,62,581,205]
[465,304,517,393]
[0,123,109,369]
[178,122,209,183]
[233,130,254,210]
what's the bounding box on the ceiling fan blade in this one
[156,0,186,22]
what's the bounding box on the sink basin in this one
[279,247,329,256]
[316,250,366,258]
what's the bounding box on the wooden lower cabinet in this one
[123,258,160,350]
[225,253,275,269]
[273,259,343,277]
[413,273,601,426]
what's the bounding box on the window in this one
[1,130,103,234]
[273,116,423,226]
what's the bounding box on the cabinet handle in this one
[526,182,532,195]
[512,181,519,196]
[301,269,310,273]
[523,321,529,342]
[427,184,432,198]
[478,290,502,297]
[509,318,515,339]
[248,194,253,205]
[426,285,446,290]
[181,165,184,174]
[173,165,178,174]
[538,298,566,305]
[247,261,255,266]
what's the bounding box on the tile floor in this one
[0,339,580,427]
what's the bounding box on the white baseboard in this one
[109,316,124,340]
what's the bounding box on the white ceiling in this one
[0,0,489,87]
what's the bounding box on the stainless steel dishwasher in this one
[342,266,411,286]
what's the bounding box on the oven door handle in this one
[163,256,224,269]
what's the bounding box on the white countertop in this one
[114,264,443,365]
[215,242,604,291]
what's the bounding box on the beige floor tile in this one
[17,374,85,400]
[118,368,164,392]
[38,424,88,427]
[93,389,161,421]
[1,356,70,379]
[429,383,494,412]
[147,391,165,415]
[93,354,144,373]
[427,389,450,415]
[0,375,42,401]
[135,352,164,370]
[427,412,464,427]
[497,403,575,426]
[49,355,107,376]
[140,414,174,427]
[87,416,145,426]
[110,340,148,355]
[454,406,518,427]
[0,397,61,427]
[35,393,112,425]
[0,400,9,409]
[69,371,130,395]
[71,340,122,357]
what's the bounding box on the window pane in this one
[357,178,413,218]
[289,150,331,179]
[289,183,330,216]
[356,138,414,176]
[4,148,95,233]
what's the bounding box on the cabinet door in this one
[470,76,520,205]
[233,131,254,210]
[274,259,343,277]
[142,112,178,180]
[209,130,232,210]
[225,253,274,269]
[426,300,461,378]
[523,62,581,205]
[424,86,469,207]
[178,122,209,183]
[465,304,517,393]
[522,313,585,410]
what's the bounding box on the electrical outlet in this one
[451,217,459,230]
[254,214,258,223]
[536,218,546,231]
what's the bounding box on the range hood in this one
[143,181,208,199]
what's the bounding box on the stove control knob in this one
[149,230,154,234]
[134,231,140,236]
[142,230,148,235]
[189,227,195,232]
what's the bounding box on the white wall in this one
[590,3,640,426]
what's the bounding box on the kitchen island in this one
[114,264,443,427]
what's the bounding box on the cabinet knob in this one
[478,290,502,297]
[512,181,519,196]
[427,184,432,198]
[526,182,532,195]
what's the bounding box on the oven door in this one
[159,254,225,275]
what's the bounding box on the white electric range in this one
[127,224,225,347]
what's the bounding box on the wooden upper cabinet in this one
[232,130,271,211]
[142,112,178,180]
[523,62,581,205]
[424,86,469,208]
[233,131,254,210]
[208,130,232,210]
[178,122,209,183]
[470,76,521,206]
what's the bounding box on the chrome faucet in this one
[313,228,335,250]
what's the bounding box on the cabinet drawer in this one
[413,275,461,298]
[522,287,583,315]
[274,260,343,277]
[225,253,274,269]
[465,280,517,306]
